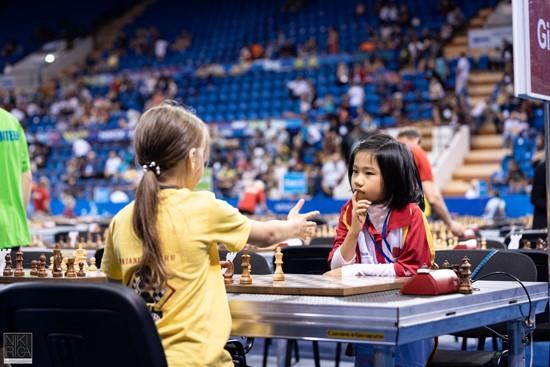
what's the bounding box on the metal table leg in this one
[373,345,396,367]
[508,319,525,367]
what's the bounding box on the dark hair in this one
[348,134,425,210]
[133,101,209,287]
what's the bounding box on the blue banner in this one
[283,172,307,195]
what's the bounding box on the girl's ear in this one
[188,148,197,170]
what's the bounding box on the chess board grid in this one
[225,274,406,296]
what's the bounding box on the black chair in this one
[483,239,506,249]
[218,249,271,275]
[271,246,341,367]
[0,282,167,367]
[430,250,538,367]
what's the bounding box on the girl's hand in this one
[287,199,320,240]
[350,191,371,234]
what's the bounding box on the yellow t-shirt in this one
[101,188,251,367]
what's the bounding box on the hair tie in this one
[142,161,161,176]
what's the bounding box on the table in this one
[228,280,548,367]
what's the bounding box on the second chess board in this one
[225,274,406,296]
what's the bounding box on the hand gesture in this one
[449,220,464,238]
[287,199,320,240]
[350,191,371,234]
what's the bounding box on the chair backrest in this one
[435,249,537,281]
[484,239,506,249]
[308,237,334,246]
[279,246,332,275]
[0,282,168,367]
[518,249,548,282]
[219,249,271,275]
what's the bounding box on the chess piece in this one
[49,256,54,271]
[220,260,234,284]
[430,262,439,270]
[65,258,76,277]
[480,237,487,250]
[239,246,252,285]
[521,239,531,249]
[442,260,450,269]
[53,244,63,277]
[62,256,68,271]
[3,253,13,276]
[14,250,24,277]
[88,257,98,272]
[458,257,473,294]
[536,238,546,250]
[273,246,285,281]
[30,260,38,276]
[77,261,86,277]
[38,255,48,277]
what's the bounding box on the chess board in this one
[0,270,108,284]
[225,274,406,296]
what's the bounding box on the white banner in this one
[468,26,513,49]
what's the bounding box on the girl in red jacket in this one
[327,133,435,366]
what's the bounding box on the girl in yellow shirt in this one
[101,101,318,367]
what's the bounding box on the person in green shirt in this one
[0,108,32,249]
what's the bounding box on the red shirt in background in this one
[409,145,434,182]
[32,186,50,213]
[237,187,265,214]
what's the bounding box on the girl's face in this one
[351,151,385,203]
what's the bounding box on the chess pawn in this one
[442,260,451,269]
[88,257,98,272]
[480,237,487,250]
[77,261,86,277]
[30,260,38,276]
[3,253,13,276]
[38,254,48,277]
[273,247,285,281]
[430,262,439,270]
[521,239,531,249]
[14,250,24,277]
[536,238,545,250]
[458,257,473,294]
[239,246,253,285]
[65,258,76,277]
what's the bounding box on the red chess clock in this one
[400,268,459,296]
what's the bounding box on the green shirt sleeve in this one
[16,121,30,173]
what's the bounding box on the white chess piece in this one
[508,232,522,250]
[0,249,9,271]
[223,252,237,274]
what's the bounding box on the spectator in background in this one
[483,191,506,221]
[321,152,346,197]
[347,81,365,115]
[104,150,122,179]
[327,27,339,54]
[455,52,470,95]
[397,127,464,237]
[0,108,32,249]
[336,62,350,85]
[32,176,51,215]
[72,137,91,158]
[237,179,270,215]
[506,159,527,194]
[155,38,168,61]
[531,160,547,229]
